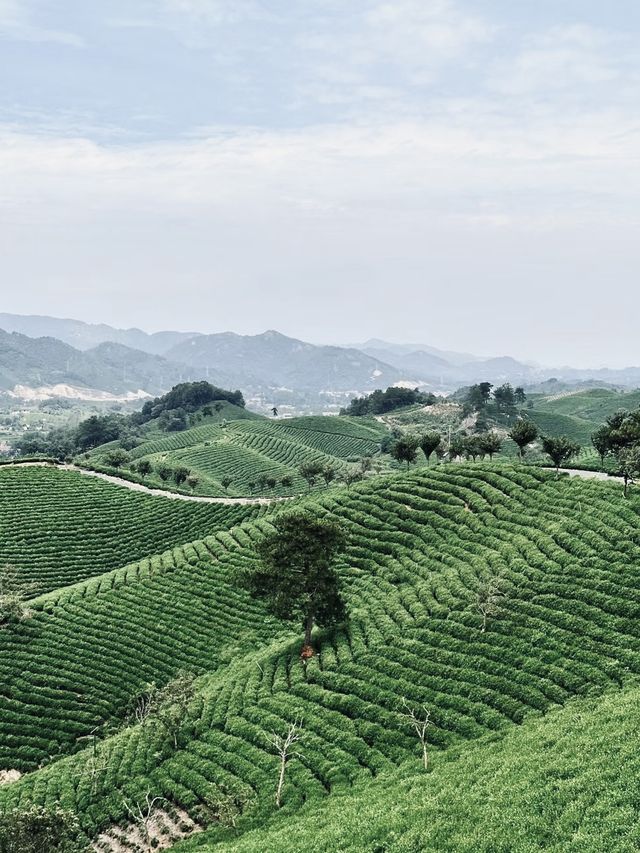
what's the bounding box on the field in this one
[195,685,640,852]
[91,415,388,497]
[0,466,267,595]
[1,463,640,850]
[533,387,640,421]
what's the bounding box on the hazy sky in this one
[1,1,639,366]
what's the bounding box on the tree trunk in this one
[275,755,286,808]
[304,612,314,648]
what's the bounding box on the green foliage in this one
[493,383,516,413]
[508,419,539,458]
[133,671,197,749]
[341,387,436,417]
[119,417,384,497]
[391,435,420,469]
[103,448,131,469]
[0,467,262,595]
[540,435,581,473]
[137,382,245,426]
[479,432,502,460]
[448,434,466,461]
[240,512,347,646]
[174,465,191,486]
[299,461,324,491]
[0,565,33,627]
[137,458,153,479]
[466,382,493,411]
[0,805,81,853]
[4,464,640,850]
[419,432,441,464]
[463,435,485,461]
[192,687,640,852]
[617,446,640,496]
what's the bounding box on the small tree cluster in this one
[0,806,81,853]
[131,671,197,748]
[590,410,640,494]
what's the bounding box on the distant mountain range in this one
[0,313,197,355]
[0,329,198,397]
[0,313,638,406]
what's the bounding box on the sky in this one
[1,1,639,367]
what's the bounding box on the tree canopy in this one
[509,420,539,458]
[541,435,580,474]
[239,512,347,651]
[341,387,436,417]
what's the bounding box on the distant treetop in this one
[341,386,436,417]
[134,381,245,426]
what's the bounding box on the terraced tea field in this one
[1,463,639,850]
[195,685,640,852]
[93,416,387,497]
[0,466,267,595]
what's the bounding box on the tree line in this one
[591,409,640,495]
[13,382,244,461]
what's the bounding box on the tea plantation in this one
[0,466,266,595]
[1,463,640,850]
[91,415,387,497]
[187,685,640,852]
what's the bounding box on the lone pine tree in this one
[239,511,347,656]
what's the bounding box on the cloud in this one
[161,0,260,26]
[491,24,630,96]
[0,0,83,45]
[362,0,495,68]
[1,107,640,364]
[109,0,265,45]
[291,0,496,115]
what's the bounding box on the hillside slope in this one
[0,466,266,594]
[187,685,640,852]
[0,329,207,396]
[166,330,413,393]
[91,415,387,497]
[1,465,639,850]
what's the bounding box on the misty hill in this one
[0,329,204,397]
[2,315,640,405]
[361,338,640,390]
[0,313,198,355]
[165,329,413,393]
[357,337,480,367]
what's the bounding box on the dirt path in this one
[2,461,290,505]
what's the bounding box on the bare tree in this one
[77,728,109,795]
[267,718,303,808]
[475,575,508,632]
[400,698,433,771]
[0,565,36,627]
[133,682,157,726]
[122,791,166,853]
